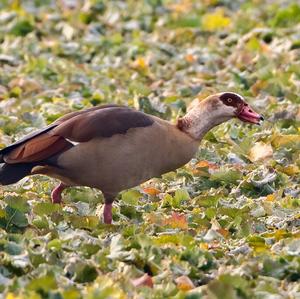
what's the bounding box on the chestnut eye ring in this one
[228,98,232,103]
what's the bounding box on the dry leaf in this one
[251,80,267,96]
[249,142,273,162]
[199,243,209,250]
[217,228,230,238]
[266,194,276,202]
[175,275,195,291]
[143,187,161,196]
[281,165,299,176]
[185,54,196,63]
[132,57,148,70]
[164,212,188,229]
[271,134,300,148]
[131,274,153,288]
[196,160,219,170]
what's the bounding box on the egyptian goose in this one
[0,92,263,224]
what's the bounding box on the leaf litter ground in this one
[0,0,299,298]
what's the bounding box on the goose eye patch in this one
[220,92,244,108]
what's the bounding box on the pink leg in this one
[51,182,66,204]
[103,203,113,224]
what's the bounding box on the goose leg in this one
[103,194,115,224]
[51,182,66,204]
[103,202,113,224]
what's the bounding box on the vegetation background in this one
[0,0,299,298]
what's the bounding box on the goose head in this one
[218,92,264,124]
[178,92,264,140]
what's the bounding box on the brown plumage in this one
[0,92,263,223]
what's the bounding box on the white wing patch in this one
[66,138,80,146]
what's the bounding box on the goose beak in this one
[237,105,264,124]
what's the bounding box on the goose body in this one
[0,92,263,223]
[44,116,199,196]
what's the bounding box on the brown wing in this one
[52,106,154,142]
[53,104,121,124]
[3,133,72,163]
[1,105,154,164]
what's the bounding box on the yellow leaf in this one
[202,9,231,31]
[246,37,261,51]
[133,57,148,70]
[281,165,299,176]
[271,134,300,148]
[266,194,275,202]
[199,242,209,250]
[263,230,292,241]
[175,275,195,291]
[251,80,267,96]
[0,208,6,218]
[6,294,23,299]
[203,0,219,5]
[248,236,269,253]
[249,142,273,162]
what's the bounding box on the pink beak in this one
[237,105,264,124]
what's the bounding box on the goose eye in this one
[227,98,232,103]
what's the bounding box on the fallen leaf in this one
[8,77,42,94]
[164,212,188,229]
[281,165,299,176]
[175,275,195,291]
[249,142,273,162]
[251,80,268,95]
[217,228,230,238]
[143,187,161,196]
[202,9,231,31]
[271,134,300,148]
[132,57,148,71]
[196,160,219,170]
[131,274,153,288]
[185,54,196,63]
[199,243,209,250]
[266,194,276,201]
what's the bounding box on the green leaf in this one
[121,189,142,205]
[27,274,57,292]
[31,216,49,229]
[62,288,82,299]
[5,196,30,213]
[47,239,62,251]
[247,235,269,252]
[5,206,28,228]
[4,241,23,255]
[195,195,221,208]
[174,189,190,203]
[211,169,242,184]
[33,202,61,216]
[10,20,34,36]
[68,215,99,230]
[271,3,300,27]
[153,233,194,248]
[170,17,201,28]
[0,208,6,218]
